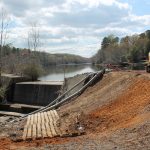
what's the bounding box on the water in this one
[38,64,102,81]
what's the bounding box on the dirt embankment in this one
[0,71,150,149]
[86,77,150,133]
[59,72,137,115]
[58,71,150,149]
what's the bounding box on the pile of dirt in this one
[58,71,138,132]
[58,71,150,148]
[85,77,150,133]
[59,71,137,115]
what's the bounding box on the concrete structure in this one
[1,74,31,102]
[2,73,88,107]
[0,103,42,114]
[62,73,89,98]
[13,81,63,106]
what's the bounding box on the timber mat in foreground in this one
[23,110,63,140]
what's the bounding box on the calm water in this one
[39,64,102,81]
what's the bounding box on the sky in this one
[0,0,150,58]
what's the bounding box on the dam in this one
[0,74,63,115]
[13,81,63,106]
[0,73,88,115]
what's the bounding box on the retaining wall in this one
[1,74,31,102]
[13,81,63,106]
[62,73,90,98]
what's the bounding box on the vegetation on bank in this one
[92,30,150,64]
[1,45,89,76]
[22,63,43,81]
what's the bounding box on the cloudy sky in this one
[0,0,150,57]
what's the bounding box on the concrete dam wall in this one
[62,73,89,98]
[2,73,90,107]
[1,74,31,102]
[13,81,63,106]
[12,74,89,106]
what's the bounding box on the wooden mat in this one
[22,110,62,140]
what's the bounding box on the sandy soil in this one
[0,71,150,150]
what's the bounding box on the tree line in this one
[92,30,150,64]
[1,45,89,75]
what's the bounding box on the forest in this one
[92,30,150,64]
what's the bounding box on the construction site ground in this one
[0,71,150,150]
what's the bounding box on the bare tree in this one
[0,8,10,84]
[27,22,40,52]
[24,22,42,80]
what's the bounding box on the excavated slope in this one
[1,71,150,149]
[59,71,150,140]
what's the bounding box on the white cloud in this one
[129,14,150,25]
[0,0,150,57]
[66,0,127,8]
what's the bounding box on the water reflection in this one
[39,64,102,81]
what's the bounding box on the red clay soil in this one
[85,77,150,133]
[0,136,81,150]
[59,71,137,115]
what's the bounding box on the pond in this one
[38,64,102,81]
